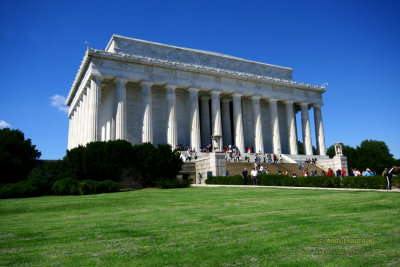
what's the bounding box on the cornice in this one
[67,48,326,106]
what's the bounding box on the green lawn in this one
[0,187,399,266]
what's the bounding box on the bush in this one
[95,180,121,193]
[206,174,388,189]
[52,178,79,195]
[156,178,191,189]
[0,178,50,199]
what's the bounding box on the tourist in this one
[293,171,297,177]
[242,168,248,185]
[341,169,346,177]
[279,155,283,163]
[298,162,301,170]
[321,170,326,176]
[336,169,341,177]
[263,154,266,163]
[265,165,269,174]
[327,168,333,177]
[305,169,309,176]
[267,154,272,164]
[260,165,264,175]
[226,169,230,176]
[251,167,258,185]
[278,170,282,175]
[273,154,277,163]
[363,169,371,176]
[383,167,394,190]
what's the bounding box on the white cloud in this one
[50,94,69,113]
[0,120,11,128]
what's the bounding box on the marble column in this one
[166,85,178,149]
[211,91,223,146]
[86,84,92,144]
[71,112,75,148]
[269,98,281,154]
[78,98,83,145]
[90,76,101,141]
[300,102,313,155]
[189,88,201,152]
[141,81,153,143]
[314,104,326,156]
[68,113,73,149]
[232,94,244,153]
[115,79,127,140]
[82,92,87,145]
[252,96,264,153]
[221,99,232,147]
[200,95,211,148]
[285,100,298,155]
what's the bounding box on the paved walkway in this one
[192,184,400,192]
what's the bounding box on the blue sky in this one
[0,0,399,159]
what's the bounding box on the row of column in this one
[68,76,326,156]
[68,76,101,149]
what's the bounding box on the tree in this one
[355,140,396,174]
[65,140,134,181]
[326,140,397,174]
[0,128,41,182]
[297,141,317,155]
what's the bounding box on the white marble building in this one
[66,34,327,158]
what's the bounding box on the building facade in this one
[66,35,327,157]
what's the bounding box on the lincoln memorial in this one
[66,34,328,159]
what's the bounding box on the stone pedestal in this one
[194,152,226,184]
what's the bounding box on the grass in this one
[0,187,399,266]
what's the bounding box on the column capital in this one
[115,77,128,84]
[140,80,153,87]
[312,103,323,108]
[251,95,261,100]
[232,93,243,98]
[165,84,178,90]
[221,98,231,103]
[299,101,310,107]
[210,90,222,95]
[268,98,279,103]
[283,99,295,105]
[188,87,200,93]
[91,74,103,81]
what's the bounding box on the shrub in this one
[95,180,120,193]
[156,178,191,189]
[205,175,243,185]
[52,178,79,195]
[0,178,50,199]
[206,174,388,189]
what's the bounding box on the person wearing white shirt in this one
[251,168,258,185]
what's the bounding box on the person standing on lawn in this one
[242,168,248,185]
[251,167,258,185]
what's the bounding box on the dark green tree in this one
[0,128,41,182]
[297,141,317,155]
[326,140,396,174]
[355,140,396,174]
[66,140,134,181]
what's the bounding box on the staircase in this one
[226,162,325,177]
